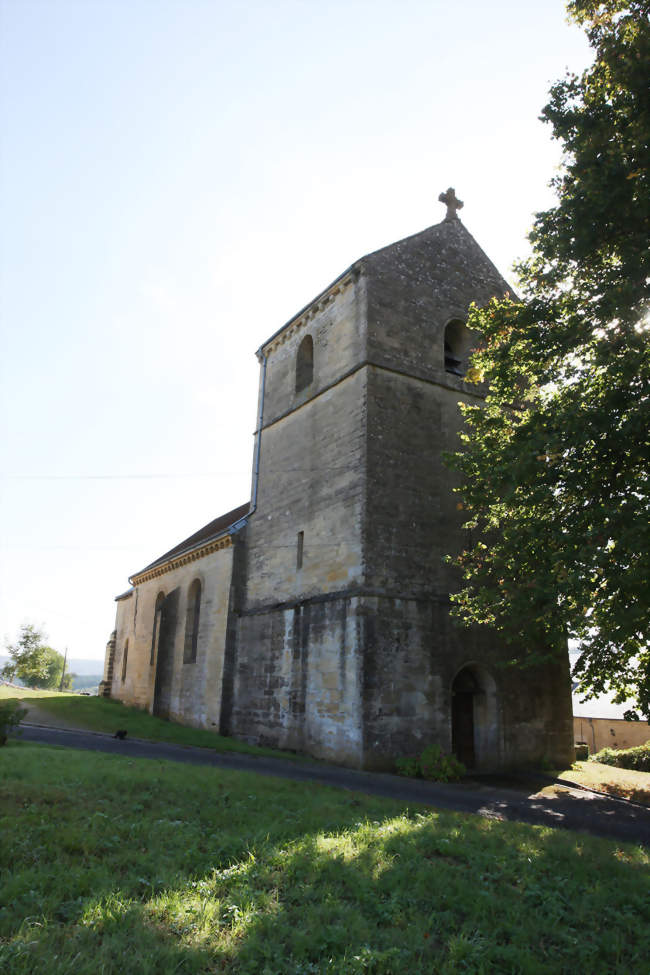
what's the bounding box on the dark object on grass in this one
[113,729,128,740]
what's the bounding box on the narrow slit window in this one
[296,531,304,570]
[121,641,129,682]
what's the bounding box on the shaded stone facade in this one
[104,209,574,771]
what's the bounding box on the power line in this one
[0,472,245,480]
[1,467,355,480]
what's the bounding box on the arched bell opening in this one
[451,663,501,770]
[443,319,472,377]
[295,334,314,393]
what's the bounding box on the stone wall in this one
[359,595,573,770]
[364,218,510,384]
[364,366,480,594]
[110,542,235,729]
[574,715,650,754]
[362,218,509,597]
[230,596,364,765]
[259,271,366,428]
[353,221,574,771]
[229,273,369,763]
[244,371,366,609]
[112,591,144,706]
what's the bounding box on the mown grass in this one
[559,761,650,806]
[1,742,649,974]
[0,686,305,762]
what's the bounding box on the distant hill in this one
[67,658,105,677]
[71,674,102,691]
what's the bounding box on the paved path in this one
[19,700,81,729]
[14,722,650,847]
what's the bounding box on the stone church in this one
[101,192,573,771]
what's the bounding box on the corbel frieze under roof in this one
[259,264,362,360]
[130,534,233,586]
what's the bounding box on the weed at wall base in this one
[395,744,465,782]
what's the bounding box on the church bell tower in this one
[227,191,574,771]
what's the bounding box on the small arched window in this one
[121,641,129,682]
[444,319,470,377]
[295,334,314,393]
[184,579,202,664]
[150,592,164,665]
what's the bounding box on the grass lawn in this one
[1,742,648,974]
[559,761,650,806]
[0,686,305,762]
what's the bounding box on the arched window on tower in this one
[121,641,129,682]
[184,579,202,664]
[295,334,314,393]
[150,592,164,666]
[444,319,470,377]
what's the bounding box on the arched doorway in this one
[451,668,477,767]
[451,664,501,770]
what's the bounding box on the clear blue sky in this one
[0,0,591,664]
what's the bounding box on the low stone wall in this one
[573,715,650,754]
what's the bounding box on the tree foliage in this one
[449,1,650,713]
[2,624,65,690]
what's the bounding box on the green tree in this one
[2,624,65,690]
[448,1,650,713]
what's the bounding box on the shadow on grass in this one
[468,768,650,811]
[464,771,557,793]
[1,742,648,974]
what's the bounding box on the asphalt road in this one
[13,723,650,847]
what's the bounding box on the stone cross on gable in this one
[439,187,464,221]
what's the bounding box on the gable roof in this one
[258,216,512,354]
[130,501,250,582]
[364,216,511,291]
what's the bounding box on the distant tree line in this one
[2,624,71,690]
